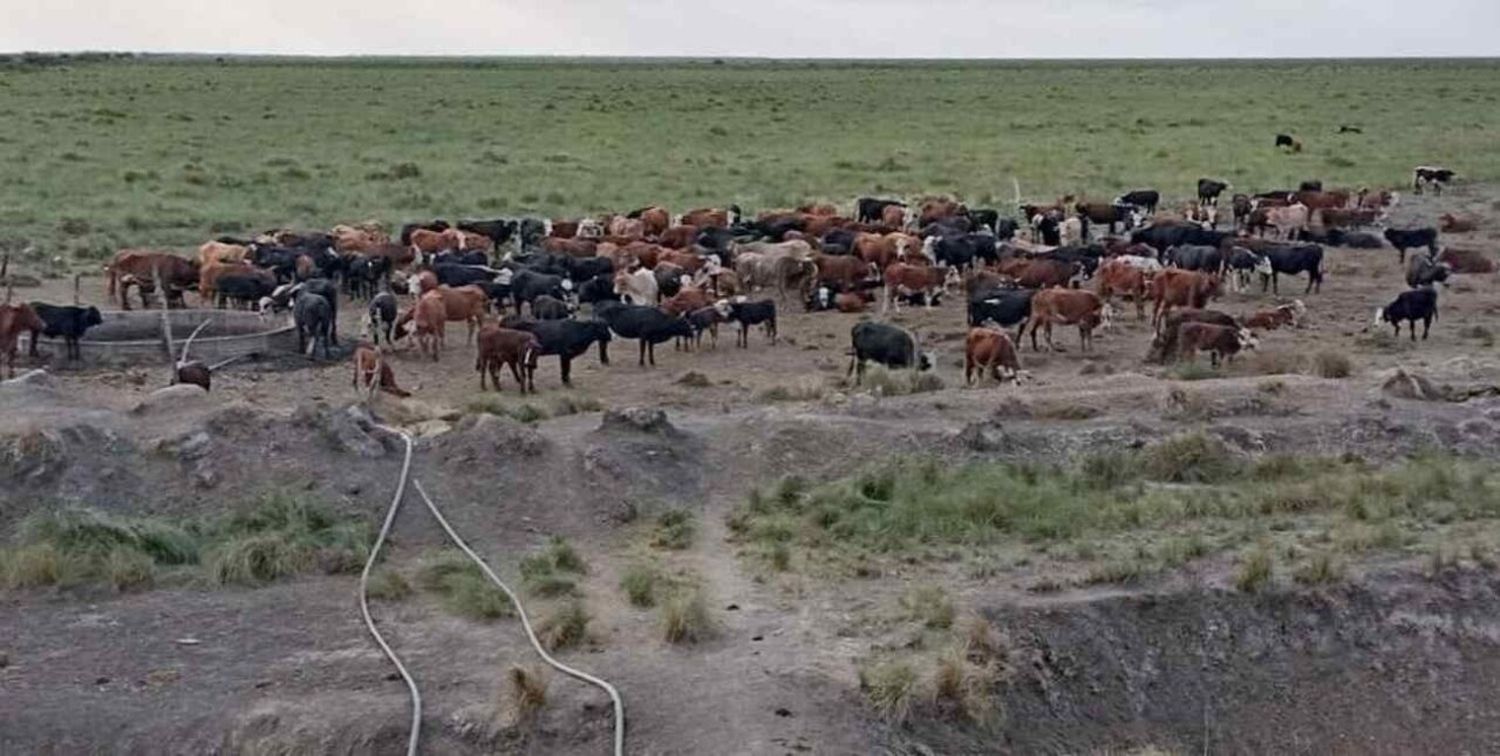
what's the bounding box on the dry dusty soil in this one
[4,185,1500,754]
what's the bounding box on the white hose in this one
[411,479,626,756]
[357,427,421,756]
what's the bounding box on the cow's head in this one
[83,307,103,328]
[1253,255,1273,277]
[1368,306,1387,330]
[1236,329,1259,351]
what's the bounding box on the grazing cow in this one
[396,290,448,361]
[726,298,777,348]
[531,294,573,320]
[964,327,1021,385]
[1148,308,1240,363]
[511,318,612,386]
[1406,255,1451,288]
[1116,189,1160,215]
[1244,300,1306,331]
[105,250,199,310]
[476,324,541,393]
[1372,286,1438,341]
[0,303,46,378]
[614,268,659,305]
[1437,247,1497,274]
[427,285,488,343]
[1026,288,1109,352]
[1265,203,1310,240]
[595,304,693,367]
[1275,134,1295,149]
[1197,178,1230,206]
[967,286,1035,340]
[217,273,278,310]
[293,290,334,360]
[1383,227,1439,263]
[400,220,451,246]
[366,292,398,345]
[1150,269,1221,328]
[1413,166,1455,195]
[1439,213,1479,233]
[847,321,930,384]
[25,303,103,362]
[1225,247,1273,292]
[882,263,954,312]
[1094,259,1152,320]
[352,343,411,398]
[1175,323,1258,367]
[1260,244,1324,295]
[509,269,571,314]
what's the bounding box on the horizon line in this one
[5,51,1500,62]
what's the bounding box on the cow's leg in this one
[508,358,525,392]
[560,357,573,386]
[1409,321,1417,342]
[1422,317,1432,340]
[638,340,647,367]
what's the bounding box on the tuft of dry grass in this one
[505,665,550,723]
[862,660,919,723]
[901,585,955,629]
[366,567,412,601]
[661,588,715,644]
[540,600,590,651]
[619,562,659,608]
[1313,351,1353,379]
[1293,552,1343,585]
[1235,547,1274,592]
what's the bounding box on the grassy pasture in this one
[2,57,1498,262]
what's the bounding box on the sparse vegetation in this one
[1235,547,1274,592]
[901,585,956,629]
[417,550,515,620]
[862,660,919,723]
[651,510,697,551]
[366,567,413,601]
[620,563,659,607]
[505,665,550,723]
[661,588,715,644]
[1169,362,1220,381]
[1313,351,1354,379]
[519,537,588,598]
[857,367,945,396]
[754,379,829,403]
[540,600,590,651]
[1294,552,1343,585]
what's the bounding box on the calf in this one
[366,292,398,345]
[0,303,46,378]
[847,321,930,384]
[26,303,103,362]
[1175,323,1258,367]
[1439,213,1479,233]
[395,290,448,361]
[476,324,541,393]
[1225,247,1272,292]
[352,343,411,398]
[1413,166,1455,195]
[531,294,572,320]
[1243,300,1306,331]
[293,290,334,360]
[1148,308,1240,363]
[1383,227,1439,263]
[964,327,1021,385]
[1027,288,1109,352]
[1115,189,1160,215]
[684,305,728,350]
[1372,286,1439,341]
[1094,259,1151,320]
[726,298,777,348]
[1197,178,1230,206]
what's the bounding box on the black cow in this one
[560,255,614,283]
[1383,227,1439,263]
[367,292,397,346]
[248,244,301,283]
[856,198,905,224]
[1406,255,1451,288]
[456,219,518,248]
[1413,166,1455,195]
[265,279,339,345]
[594,304,693,366]
[1298,180,1323,192]
[966,209,1000,234]
[216,274,276,309]
[346,255,390,300]
[1197,178,1230,206]
[847,321,929,384]
[431,262,495,288]
[726,299,777,348]
[1260,244,1324,295]
[1373,286,1438,341]
[432,250,489,268]
[1131,224,1232,253]
[1340,231,1384,249]
[929,234,987,270]
[293,290,333,359]
[518,218,549,251]
[1225,247,1271,290]
[578,274,620,306]
[1116,189,1160,215]
[695,227,737,254]
[27,303,103,361]
[511,318,612,385]
[508,269,571,314]
[992,218,1020,242]
[967,287,1035,341]
[1164,245,1226,274]
[1275,134,1295,148]
[399,220,450,246]
[1034,214,1061,246]
[822,228,858,256]
[531,294,573,320]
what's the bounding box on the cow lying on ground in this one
[1439,213,1479,233]
[26,303,103,362]
[352,343,411,397]
[1148,308,1239,364]
[476,323,541,393]
[847,321,930,384]
[1175,323,1258,367]
[1437,247,1497,274]
[964,327,1021,385]
[1372,286,1438,341]
[1244,300,1306,331]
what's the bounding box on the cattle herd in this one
[0,164,1486,398]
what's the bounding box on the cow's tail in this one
[105,263,117,299]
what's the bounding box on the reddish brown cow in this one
[1244,305,1298,331]
[1295,190,1351,211]
[475,323,541,393]
[917,198,965,226]
[352,343,412,397]
[661,285,712,317]
[105,250,199,310]
[1438,247,1497,274]
[834,292,870,312]
[543,237,598,258]
[880,204,906,228]
[1150,269,1221,328]
[621,242,662,270]
[1026,289,1108,352]
[998,257,1079,289]
[965,327,1022,384]
[0,303,46,378]
[395,290,448,361]
[882,263,954,312]
[198,241,249,266]
[549,219,581,239]
[1094,258,1152,319]
[1440,213,1480,233]
[607,216,646,239]
[681,208,731,229]
[658,249,705,274]
[410,227,464,255]
[658,225,699,249]
[813,253,874,290]
[431,285,489,343]
[798,202,840,216]
[1315,208,1381,229]
[332,225,389,254]
[1175,323,1258,367]
[199,261,273,307]
[368,242,417,269]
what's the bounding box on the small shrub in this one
[1313,351,1353,379]
[768,542,791,572]
[859,367,944,396]
[366,568,412,601]
[1,544,63,589]
[509,404,547,424]
[540,601,590,651]
[519,537,587,597]
[620,563,658,607]
[506,665,549,722]
[863,661,919,723]
[901,585,955,629]
[932,647,1000,724]
[549,396,602,416]
[1294,552,1343,584]
[1235,548,1273,592]
[652,510,696,550]
[661,589,715,644]
[1085,560,1145,585]
[677,371,712,388]
[418,552,514,620]
[960,615,1006,665]
[104,547,154,592]
[1141,434,1242,484]
[209,534,313,585]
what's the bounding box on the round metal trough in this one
[22,309,298,367]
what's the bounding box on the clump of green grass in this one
[366,567,413,601]
[1235,547,1274,592]
[1140,433,1241,484]
[619,563,659,607]
[754,379,829,403]
[651,510,696,550]
[932,646,1000,724]
[540,600,590,651]
[661,588,715,644]
[901,585,955,629]
[519,537,588,597]
[104,547,155,592]
[417,551,514,620]
[467,396,550,424]
[208,494,371,585]
[1169,362,1219,381]
[862,660,919,723]
[1313,351,1354,379]
[1294,552,1343,585]
[1084,559,1146,585]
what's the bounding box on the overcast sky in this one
[6,0,1498,58]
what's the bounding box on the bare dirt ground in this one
[4,185,1500,754]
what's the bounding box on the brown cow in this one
[1265,204,1310,240]
[658,225,699,249]
[1295,190,1351,211]
[659,249,706,274]
[1026,289,1109,352]
[105,250,199,310]
[834,291,870,313]
[199,261,273,308]
[1175,323,1258,367]
[395,290,448,361]
[661,285,713,317]
[1094,258,1152,320]
[1440,213,1480,233]
[606,216,646,240]
[638,206,670,237]
[549,219,581,239]
[0,303,46,378]
[1437,247,1497,274]
[475,323,541,393]
[431,285,489,343]
[332,225,389,254]
[198,241,249,266]
[352,343,412,397]
[1244,300,1305,331]
[1148,308,1239,364]
[680,208,732,229]
[1150,269,1221,328]
[1314,207,1382,229]
[965,327,1022,385]
[457,231,495,254]
[998,257,1079,289]
[410,227,464,255]
[621,241,662,270]
[1357,188,1396,209]
[882,263,955,313]
[543,237,598,258]
[917,198,965,227]
[797,202,840,216]
[880,204,907,228]
[813,253,875,290]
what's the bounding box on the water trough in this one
[22,309,298,367]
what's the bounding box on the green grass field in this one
[2,57,1498,262]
